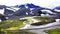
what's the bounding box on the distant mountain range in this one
[0,3,60,10]
[0,3,60,16]
[54,6,60,10]
[0,5,6,9]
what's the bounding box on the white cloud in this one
[29,0,60,9]
[0,0,60,8]
[0,0,29,6]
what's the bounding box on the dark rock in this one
[14,8,32,16]
[4,9,14,15]
[0,14,6,21]
[54,6,60,10]
[31,22,48,26]
[0,5,6,9]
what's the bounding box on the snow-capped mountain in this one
[53,6,60,12]
[53,6,60,19]
[0,3,58,16]
[54,6,60,10]
[15,3,41,8]
[0,5,6,9]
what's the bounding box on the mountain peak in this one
[54,6,60,10]
[26,3,40,8]
[16,3,41,8]
[0,5,6,9]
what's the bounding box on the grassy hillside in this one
[44,28,60,34]
[0,20,25,30]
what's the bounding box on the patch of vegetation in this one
[44,28,60,34]
[0,30,37,34]
[34,16,56,23]
[34,17,49,22]
[23,16,29,18]
[0,20,24,30]
[24,19,34,24]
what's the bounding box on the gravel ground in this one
[28,29,47,34]
[27,25,60,34]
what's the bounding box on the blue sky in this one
[0,0,60,8]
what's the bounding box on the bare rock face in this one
[56,12,60,19]
[4,9,14,15]
[14,8,31,16]
[0,14,6,21]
